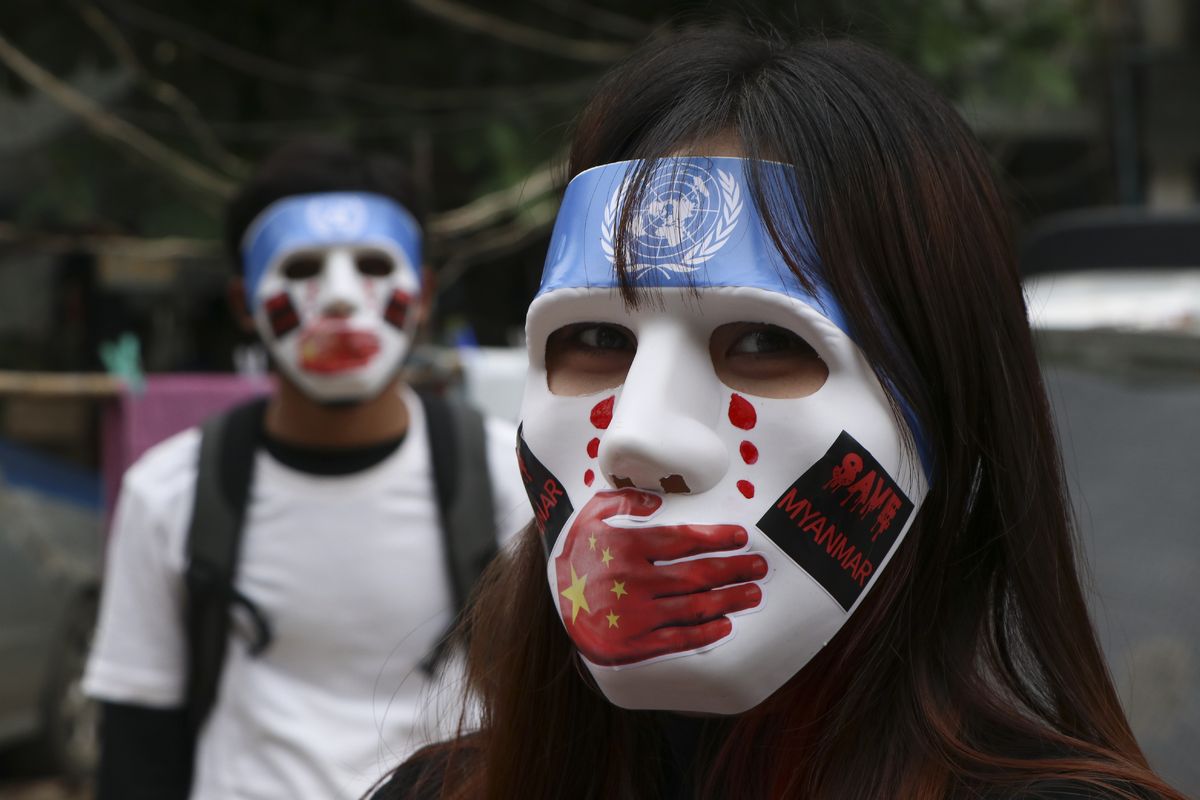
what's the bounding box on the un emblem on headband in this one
[305,196,368,239]
[601,163,742,277]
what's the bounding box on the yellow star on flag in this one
[606,611,620,628]
[560,564,590,624]
[601,547,614,567]
[587,533,597,551]
[610,579,627,599]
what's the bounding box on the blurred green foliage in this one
[0,0,1097,250]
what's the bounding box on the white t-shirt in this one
[84,387,530,799]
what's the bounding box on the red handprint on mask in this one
[554,489,767,667]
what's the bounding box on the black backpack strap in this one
[183,398,268,736]
[417,389,498,673]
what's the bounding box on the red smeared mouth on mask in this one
[297,321,381,374]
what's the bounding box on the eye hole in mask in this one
[279,250,398,282]
[546,322,636,396]
[544,321,828,399]
[709,322,828,399]
[282,252,323,281]
[355,251,395,277]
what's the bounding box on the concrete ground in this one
[1046,360,1200,796]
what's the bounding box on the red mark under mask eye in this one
[728,394,756,430]
[591,396,614,429]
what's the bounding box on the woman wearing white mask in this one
[373,25,1182,800]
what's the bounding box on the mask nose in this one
[317,249,364,318]
[598,322,728,495]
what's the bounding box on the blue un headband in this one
[538,156,849,337]
[240,191,422,307]
[539,156,933,476]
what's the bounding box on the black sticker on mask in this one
[384,289,411,330]
[757,431,914,611]
[517,425,574,557]
[264,292,300,338]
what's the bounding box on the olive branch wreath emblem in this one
[600,169,742,277]
[305,196,367,239]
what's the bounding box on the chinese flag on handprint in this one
[554,489,767,666]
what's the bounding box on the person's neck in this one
[264,376,410,448]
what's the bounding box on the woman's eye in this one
[710,322,828,399]
[281,254,323,280]
[727,326,806,356]
[545,323,636,396]
[576,324,634,351]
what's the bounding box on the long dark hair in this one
[403,25,1182,800]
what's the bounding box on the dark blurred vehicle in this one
[1024,208,1200,795]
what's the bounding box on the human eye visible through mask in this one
[710,322,828,399]
[545,319,829,399]
[545,322,636,396]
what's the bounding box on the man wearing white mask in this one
[84,139,528,800]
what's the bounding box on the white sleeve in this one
[483,416,532,546]
[83,469,189,708]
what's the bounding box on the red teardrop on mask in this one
[590,396,615,429]
[728,394,757,430]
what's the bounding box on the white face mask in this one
[241,192,422,403]
[518,158,929,715]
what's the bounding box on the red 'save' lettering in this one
[838,468,900,538]
[757,431,912,611]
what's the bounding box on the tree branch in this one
[428,160,559,237]
[0,154,560,257]
[531,0,651,39]
[407,0,630,63]
[76,1,249,178]
[0,222,221,259]
[0,31,235,202]
[107,0,597,110]
[437,208,557,295]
